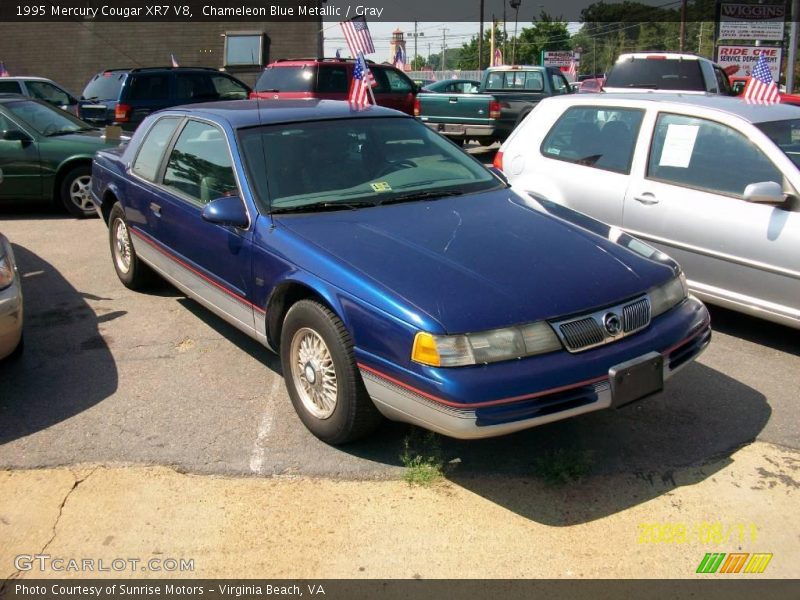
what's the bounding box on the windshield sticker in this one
[659,124,699,168]
[370,182,392,192]
[548,147,561,155]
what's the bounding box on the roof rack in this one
[274,57,376,64]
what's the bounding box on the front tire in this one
[280,300,382,444]
[60,165,96,218]
[108,203,153,290]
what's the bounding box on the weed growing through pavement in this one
[400,429,445,486]
[533,448,594,485]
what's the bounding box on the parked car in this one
[93,99,710,444]
[0,231,23,361]
[497,93,800,329]
[415,65,574,146]
[412,78,436,89]
[79,67,251,131]
[578,77,605,93]
[422,79,481,94]
[0,95,125,217]
[0,76,79,115]
[251,58,418,115]
[603,53,734,95]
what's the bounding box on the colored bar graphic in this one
[744,553,773,574]
[697,553,726,573]
[720,553,749,573]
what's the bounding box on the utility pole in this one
[679,0,687,52]
[414,21,418,68]
[440,27,449,71]
[490,17,496,67]
[478,0,484,70]
[789,0,799,92]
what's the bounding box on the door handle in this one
[449,97,458,103]
[150,202,161,216]
[633,193,659,205]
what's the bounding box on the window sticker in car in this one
[371,182,392,192]
[659,124,699,168]
[547,147,561,156]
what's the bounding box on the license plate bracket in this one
[609,351,664,408]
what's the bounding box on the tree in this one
[513,12,571,66]
[457,26,507,70]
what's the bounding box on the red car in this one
[578,77,605,93]
[250,58,418,115]
[729,75,800,105]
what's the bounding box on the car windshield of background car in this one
[756,119,800,169]
[5,100,90,136]
[238,116,501,212]
[82,72,125,101]
[605,59,704,90]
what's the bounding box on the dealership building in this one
[0,18,322,94]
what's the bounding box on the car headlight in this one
[649,272,688,318]
[0,250,15,291]
[412,321,562,367]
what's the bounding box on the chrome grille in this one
[622,297,651,333]
[558,317,605,351]
[551,295,652,353]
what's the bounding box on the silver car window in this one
[647,113,782,198]
[540,106,644,174]
[132,117,181,182]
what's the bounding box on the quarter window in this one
[0,81,22,94]
[131,117,181,181]
[163,120,237,204]
[647,113,782,197]
[540,106,644,173]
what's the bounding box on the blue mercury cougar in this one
[92,100,711,444]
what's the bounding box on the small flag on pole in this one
[493,47,503,67]
[348,53,373,109]
[0,62,9,77]
[743,54,780,104]
[340,16,375,56]
[171,54,179,68]
[567,57,577,80]
[394,45,406,70]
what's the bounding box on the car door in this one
[534,104,645,224]
[0,107,41,200]
[374,68,416,114]
[623,111,800,321]
[148,118,255,333]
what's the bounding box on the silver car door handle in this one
[633,193,659,205]
[150,202,161,216]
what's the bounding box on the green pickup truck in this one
[414,66,574,145]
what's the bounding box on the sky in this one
[323,21,582,64]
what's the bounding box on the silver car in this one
[498,94,800,329]
[0,232,23,360]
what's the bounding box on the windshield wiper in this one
[271,200,376,214]
[46,129,82,137]
[376,190,464,206]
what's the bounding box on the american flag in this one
[744,54,780,104]
[493,47,503,67]
[0,62,8,77]
[340,16,375,56]
[567,58,577,80]
[348,53,373,108]
[394,45,406,70]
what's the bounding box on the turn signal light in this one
[413,98,421,117]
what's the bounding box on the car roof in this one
[0,76,57,82]
[615,52,709,61]
[546,92,800,123]
[163,99,406,128]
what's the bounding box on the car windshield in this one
[605,58,705,90]
[756,118,800,168]
[238,116,502,212]
[82,72,126,101]
[5,99,92,135]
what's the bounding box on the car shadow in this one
[0,203,74,220]
[0,244,119,445]
[706,304,800,357]
[343,360,770,525]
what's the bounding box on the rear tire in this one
[60,165,96,218]
[280,300,382,444]
[108,203,153,290]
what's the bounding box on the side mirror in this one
[1,129,31,142]
[743,181,784,204]
[201,196,249,228]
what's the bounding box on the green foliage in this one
[400,430,444,486]
[457,26,507,70]
[514,12,571,66]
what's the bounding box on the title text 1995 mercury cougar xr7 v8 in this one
[91,100,710,444]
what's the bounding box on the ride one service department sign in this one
[716,45,782,79]
[718,2,786,41]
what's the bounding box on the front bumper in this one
[359,296,710,439]
[0,247,24,361]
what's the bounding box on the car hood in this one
[277,189,675,333]
[45,129,128,147]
